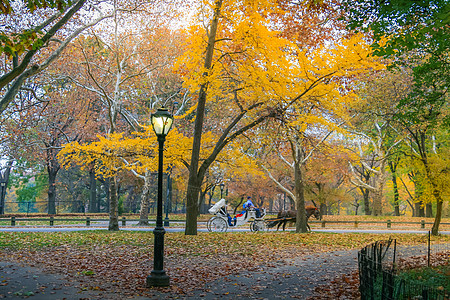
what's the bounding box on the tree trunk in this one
[88,168,97,213]
[320,203,327,216]
[0,161,13,215]
[426,203,433,218]
[410,205,415,217]
[295,140,307,233]
[105,177,110,212]
[388,160,400,216]
[431,197,443,235]
[138,171,152,226]
[426,161,443,235]
[185,177,200,235]
[360,187,371,215]
[391,173,400,216]
[47,159,60,215]
[414,201,425,217]
[372,193,382,216]
[199,189,208,215]
[372,161,386,216]
[185,0,223,235]
[354,200,359,215]
[108,176,119,231]
[124,186,134,213]
[423,160,443,235]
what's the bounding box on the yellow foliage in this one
[175,0,385,138]
[58,127,191,178]
[171,1,387,189]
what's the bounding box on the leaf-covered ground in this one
[0,231,448,298]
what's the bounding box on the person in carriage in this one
[243,196,261,218]
[225,196,262,226]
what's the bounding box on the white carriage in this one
[206,199,266,232]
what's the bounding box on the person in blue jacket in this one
[243,196,261,218]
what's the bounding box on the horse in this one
[267,205,321,231]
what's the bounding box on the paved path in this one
[0,261,122,299]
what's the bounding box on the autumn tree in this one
[305,143,353,215]
[344,0,449,234]
[260,119,355,231]
[0,0,114,116]
[2,83,98,214]
[58,1,183,230]
[348,126,403,216]
[177,0,383,234]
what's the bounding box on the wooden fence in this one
[309,220,450,229]
[0,216,449,229]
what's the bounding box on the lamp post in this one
[147,107,173,287]
[0,181,5,215]
[220,183,225,199]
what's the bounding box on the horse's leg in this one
[282,220,287,231]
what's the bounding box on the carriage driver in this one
[244,196,261,218]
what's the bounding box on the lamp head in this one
[151,107,174,137]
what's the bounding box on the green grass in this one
[397,265,450,291]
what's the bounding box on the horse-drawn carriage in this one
[207,199,266,232]
[206,199,321,232]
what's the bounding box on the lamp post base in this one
[146,270,170,287]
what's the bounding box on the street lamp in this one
[147,107,173,287]
[220,183,225,199]
[0,181,5,215]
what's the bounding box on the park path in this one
[0,260,132,300]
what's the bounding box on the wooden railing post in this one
[421,220,425,229]
[11,216,15,226]
[354,221,358,228]
[387,220,391,228]
[321,220,326,228]
[86,217,90,227]
[122,217,126,227]
[50,216,54,226]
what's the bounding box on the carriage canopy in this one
[208,198,226,214]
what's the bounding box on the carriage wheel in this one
[207,217,228,232]
[250,220,265,232]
